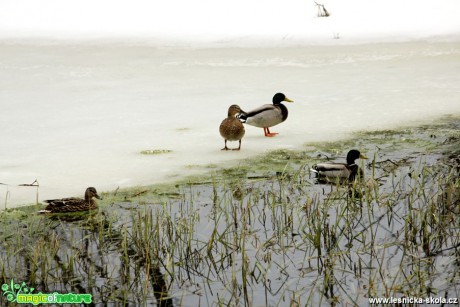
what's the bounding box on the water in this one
[2,121,459,305]
[1,40,460,207]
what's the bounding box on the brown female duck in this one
[39,187,102,213]
[219,104,245,150]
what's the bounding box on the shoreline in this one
[3,113,459,211]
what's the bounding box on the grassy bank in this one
[1,115,459,306]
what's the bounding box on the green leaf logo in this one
[1,280,34,303]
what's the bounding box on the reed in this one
[0,116,459,306]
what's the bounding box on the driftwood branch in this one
[18,179,39,187]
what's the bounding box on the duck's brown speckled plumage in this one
[40,187,102,213]
[219,104,245,150]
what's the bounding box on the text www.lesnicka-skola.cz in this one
[369,296,458,305]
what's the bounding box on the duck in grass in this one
[219,104,245,150]
[311,150,368,183]
[39,187,102,213]
[238,93,293,137]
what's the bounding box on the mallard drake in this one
[39,187,102,213]
[311,150,368,183]
[238,93,293,137]
[219,104,245,150]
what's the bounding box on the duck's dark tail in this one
[237,110,248,122]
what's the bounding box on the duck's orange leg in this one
[264,127,278,137]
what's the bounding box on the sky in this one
[0,0,459,45]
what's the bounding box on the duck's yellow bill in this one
[360,153,368,159]
[284,97,294,102]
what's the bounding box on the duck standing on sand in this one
[238,93,293,137]
[219,104,245,150]
[39,187,102,213]
[311,150,368,183]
